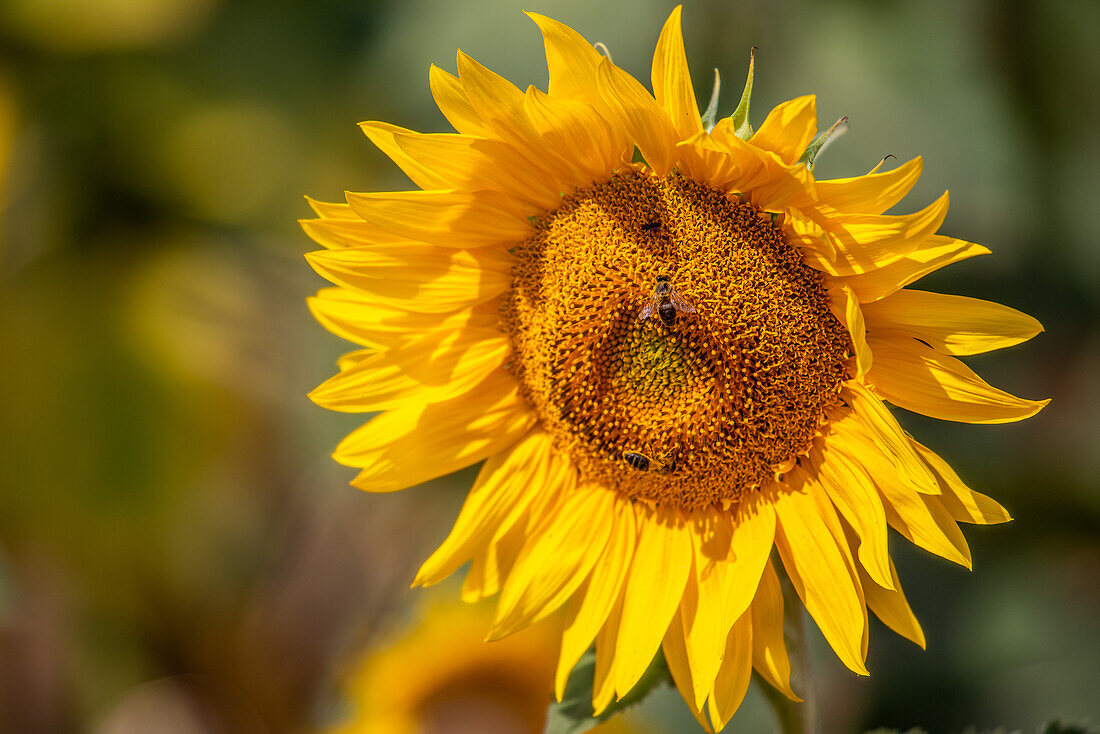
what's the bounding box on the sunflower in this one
[304,7,1046,730]
[322,594,637,734]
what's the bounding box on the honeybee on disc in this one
[622,448,676,473]
[639,274,696,327]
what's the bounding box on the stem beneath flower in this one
[757,564,816,734]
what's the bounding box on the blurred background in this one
[0,0,1097,732]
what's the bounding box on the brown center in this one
[503,167,852,509]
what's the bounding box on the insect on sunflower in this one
[303,6,1047,730]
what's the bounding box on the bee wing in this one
[639,299,657,320]
[669,291,697,313]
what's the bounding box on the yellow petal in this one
[613,504,693,696]
[862,289,1044,356]
[308,286,389,347]
[826,279,872,377]
[912,441,1012,524]
[750,95,817,165]
[854,546,925,648]
[462,518,526,602]
[527,12,603,101]
[305,196,355,219]
[414,428,553,586]
[677,575,714,710]
[309,328,510,413]
[300,216,415,249]
[719,490,777,627]
[454,49,527,129]
[305,244,512,314]
[773,478,869,675]
[307,288,387,348]
[905,492,975,565]
[812,436,893,591]
[815,157,923,215]
[336,370,536,491]
[747,158,817,211]
[844,381,940,495]
[307,289,499,350]
[723,145,810,209]
[490,484,616,639]
[525,11,634,154]
[597,57,679,176]
[465,452,576,604]
[866,335,1049,424]
[358,121,457,191]
[845,235,990,303]
[455,52,578,185]
[523,87,621,183]
[651,5,704,140]
[334,347,369,373]
[662,611,713,732]
[706,611,753,732]
[345,189,532,249]
[668,495,772,707]
[428,64,492,137]
[676,132,745,190]
[592,589,625,714]
[802,192,950,276]
[699,119,773,189]
[392,131,563,211]
[750,560,800,701]
[679,507,734,709]
[861,450,973,568]
[701,121,817,211]
[555,496,637,699]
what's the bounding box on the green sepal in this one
[701,68,721,133]
[799,116,849,170]
[731,46,756,140]
[544,649,672,734]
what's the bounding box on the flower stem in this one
[757,566,816,734]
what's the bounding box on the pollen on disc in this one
[502,167,852,509]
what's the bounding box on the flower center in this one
[503,168,852,509]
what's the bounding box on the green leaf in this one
[799,116,849,170]
[731,47,756,140]
[701,68,721,133]
[544,649,672,734]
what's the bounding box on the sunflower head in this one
[304,6,1046,730]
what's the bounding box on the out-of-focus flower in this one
[322,595,634,734]
[303,6,1047,729]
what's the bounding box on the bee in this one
[622,448,676,473]
[641,220,662,232]
[639,274,696,327]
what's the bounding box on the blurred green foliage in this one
[0,1,1097,732]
